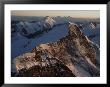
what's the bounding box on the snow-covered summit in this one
[43,16,56,29]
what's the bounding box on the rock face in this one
[14,53,75,77]
[13,22,100,77]
[90,22,97,29]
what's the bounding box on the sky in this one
[11,10,100,18]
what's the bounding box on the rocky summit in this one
[13,22,100,77]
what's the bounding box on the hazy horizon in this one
[11,10,100,19]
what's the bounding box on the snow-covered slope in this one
[81,22,100,46]
[11,16,56,39]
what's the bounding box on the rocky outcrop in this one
[13,22,100,77]
[90,22,97,29]
[14,52,75,77]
